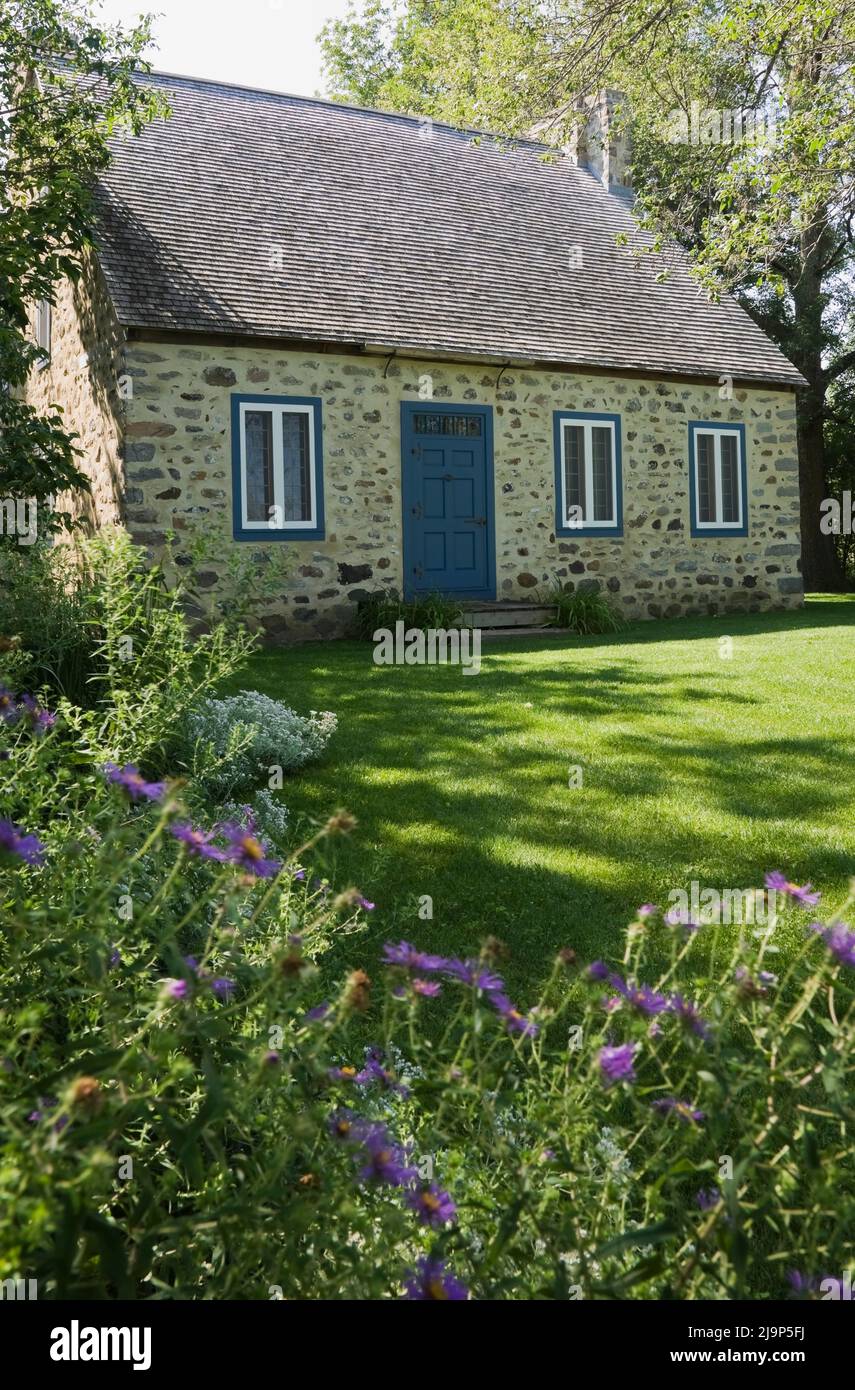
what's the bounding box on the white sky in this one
[94,0,356,97]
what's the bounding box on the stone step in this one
[463,602,555,628]
[479,624,565,640]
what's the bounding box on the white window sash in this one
[239,402,317,530]
[694,429,743,529]
[561,419,617,528]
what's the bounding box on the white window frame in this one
[692,426,744,531]
[559,417,618,529]
[35,299,51,367]
[238,400,318,531]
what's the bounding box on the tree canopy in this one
[0,0,165,527]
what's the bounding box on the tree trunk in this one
[796,389,841,590]
[791,225,844,593]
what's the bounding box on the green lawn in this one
[225,597,855,999]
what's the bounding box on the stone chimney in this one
[567,91,634,206]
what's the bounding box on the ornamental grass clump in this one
[1,705,853,1302]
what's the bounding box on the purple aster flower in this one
[163,978,189,1001]
[356,1125,416,1186]
[668,993,711,1040]
[787,1270,817,1297]
[765,871,821,907]
[18,694,56,734]
[810,920,855,969]
[328,1065,359,1082]
[404,1256,468,1301]
[219,821,281,878]
[442,957,505,992]
[587,960,610,981]
[381,940,450,972]
[357,895,375,911]
[210,977,236,1001]
[405,1183,457,1228]
[305,1001,332,1022]
[664,906,701,932]
[489,992,539,1036]
[355,1047,410,1096]
[696,1188,720,1211]
[170,822,227,861]
[609,975,670,1017]
[734,965,778,998]
[0,685,21,725]
[652,1097,705,1124]
[598,1042,638,1086]
[27,1097,68,1133]
[104,762,167,802]
[108,947,121,970]
[264,1050,280,1066]
[637,903,658,918]
[412,977,442,998]
[0,818,45,866]
[327,1108,362,1141]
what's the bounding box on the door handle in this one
[464,517,487,527]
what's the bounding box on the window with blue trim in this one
[232,395,324,540]
[554,411,622,536]
[688,423,747,536]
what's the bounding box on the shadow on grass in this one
[224,600,855,997]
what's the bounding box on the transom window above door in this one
[688,422,748,537]
[553,411,623,536]
[231,394,324,541]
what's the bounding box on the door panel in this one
[402,406,493,599]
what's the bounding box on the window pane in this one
[244,410,273,522]
[413,413,481,437]
[720,434,739,523]
[591,427,614,521]
[281,411,311,522]
[36,300,51,356]
[563,425,585,523]
[697,433,716,523]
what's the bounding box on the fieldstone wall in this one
[116,338,803,640]
[25,253,127,530]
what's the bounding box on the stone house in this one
[27,71,806,640]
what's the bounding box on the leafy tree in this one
[0,0,165,529]
[321,0,855,591]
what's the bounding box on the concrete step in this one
[463,602,555,629]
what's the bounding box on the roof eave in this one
[123,323,806,391]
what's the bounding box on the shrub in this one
[354,589,463,638]
[548,583,625,635]
[1,693,853,1301]
[180,689,337,798]
[0,529,254,770]
[0,540,91,704]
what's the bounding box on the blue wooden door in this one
[401,404,495,600]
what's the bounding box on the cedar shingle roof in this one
[94,71,805,388]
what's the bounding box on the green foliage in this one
[0,528,254,768]
[0,0,165,518]
[354,588,463,638]
[548,582,625,635]
[0,540,91,701]
[163,522,297,633]
[1,697,853,1299]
